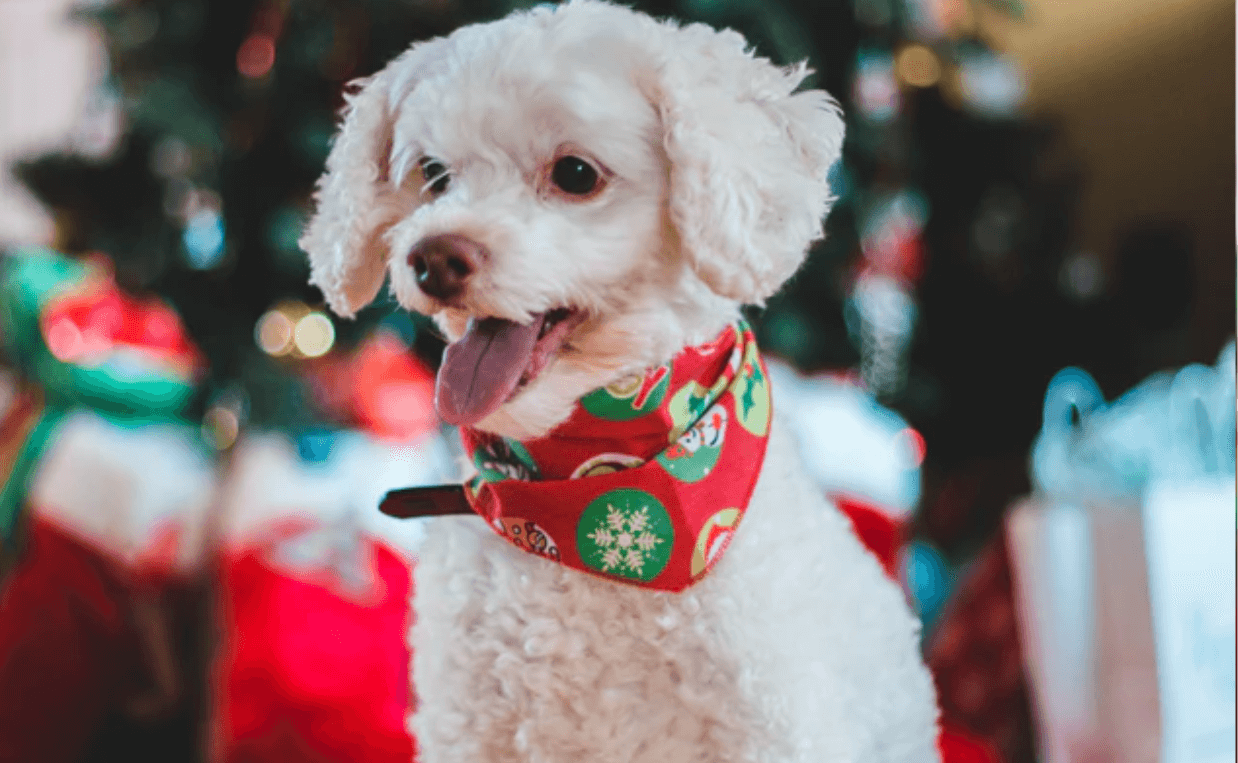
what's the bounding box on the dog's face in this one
[301,0,844,440]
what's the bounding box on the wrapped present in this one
[0,408,217,763]
[0,247,212,762]
[927,534,1033,763]
[214,515,416,763]
[0,247,205,550]
[210,428,453,762]
[0,247,202,419]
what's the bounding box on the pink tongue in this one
[435,313,546,426]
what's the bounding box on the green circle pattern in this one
[577,488,674,582]
[655,403,726,483]
[580,364,672,421]
[735,342,770,437]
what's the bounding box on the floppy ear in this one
[299,68,396,318]
[300,44,438,318]
[651,23,844,304]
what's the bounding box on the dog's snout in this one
[408,234,486,302]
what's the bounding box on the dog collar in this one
[382,321,771,592]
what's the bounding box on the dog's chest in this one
[407,513,774,763]
[403,424,940,763]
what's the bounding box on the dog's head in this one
[300,0,843,440]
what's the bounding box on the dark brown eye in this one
[551,155,599,196]
[419,157,449,194]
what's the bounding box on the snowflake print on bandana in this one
[577,489,674,582]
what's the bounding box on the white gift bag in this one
[1010,342,1236,763]
[1142,477,1236,763]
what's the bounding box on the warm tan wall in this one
[982,0,1235,357]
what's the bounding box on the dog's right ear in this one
[299,68,395,318]
[300,45,434,318]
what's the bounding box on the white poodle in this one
[300,2,939,760]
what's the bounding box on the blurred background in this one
[0,0,1232,762]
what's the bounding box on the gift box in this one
[0,410,217,763]
[0,247,213,762]
[209,428,454,762]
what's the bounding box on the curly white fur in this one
[412,424,939,763]
[301,2,939,760]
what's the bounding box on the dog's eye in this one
[419,157,450,195]
[551,156,599,196]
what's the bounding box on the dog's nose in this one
[407,234,486,302]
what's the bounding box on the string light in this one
[853,50,900,123]
[255,309,296,356]
[202,389,247,450]
[1060,252,1104,302]
[203,405,240,450]
[896,44,942,88]
[182,208,226,269]
[254,302,336,359]
[956,51,1026,118]
[293,312,335,358]
[237,33,276,79]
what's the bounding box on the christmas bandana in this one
[459,321,771,592]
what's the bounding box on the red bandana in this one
[456,321,771,592]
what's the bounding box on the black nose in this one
[407,234,486,302]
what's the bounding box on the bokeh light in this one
[237,33,276,79]
[294,312,335,358]
[896,44,942,88]
[255,309,295,356]
[182,208,226,269]
[1059,252,1104,302]
[853,50,900,123]
[202,405,240,450]
[956,51,1025,118]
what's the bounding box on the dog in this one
[300,2,939,760]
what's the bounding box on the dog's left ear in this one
[649,23,844,304]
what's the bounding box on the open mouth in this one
[434,307,586,426]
